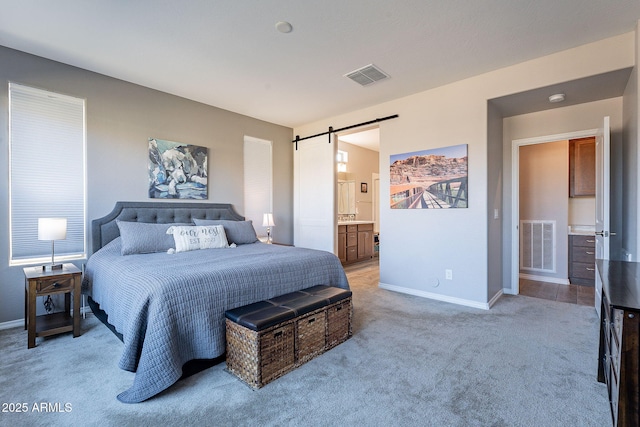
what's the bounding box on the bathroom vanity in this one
[338,222,374,264]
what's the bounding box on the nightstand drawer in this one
[36,276,74,293]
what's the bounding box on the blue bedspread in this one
[84,239,349,403]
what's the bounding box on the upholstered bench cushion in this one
[225,303,295,331]
[225,286,352,332]
[301,285,352,303]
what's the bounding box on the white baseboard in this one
[488,289,503,308]
[519,273,569,286]
[379,282,491,310]
[0,319,23,330]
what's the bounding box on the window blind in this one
[243,137,272,236]
[9,83,86,263]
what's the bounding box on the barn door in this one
[293,134,336,252]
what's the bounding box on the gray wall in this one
[487,101,503,300]
[0,46,293,323]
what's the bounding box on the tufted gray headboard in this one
[91,201,245,254]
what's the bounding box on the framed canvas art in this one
[148,138,208,199]
[390,144,468,209]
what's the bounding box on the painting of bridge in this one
[390,144,468,209]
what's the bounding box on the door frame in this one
[509,128,598,295]
[372,172,380,234]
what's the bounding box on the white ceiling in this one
[338,128,380,152]
[0,1,639,129]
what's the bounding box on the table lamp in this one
[38,218,67,271]
[262,213,275,244]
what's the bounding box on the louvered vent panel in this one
[345,64,389,86]
[520,220,556,273]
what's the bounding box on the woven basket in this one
[296,308,328,364]
[225,319,295,389]
[326,297,352,349]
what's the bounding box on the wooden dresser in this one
[596,260,640,426]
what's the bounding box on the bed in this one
[83,201,349,403]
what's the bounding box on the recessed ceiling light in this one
[548,93,565,103]
[275,21,293,33]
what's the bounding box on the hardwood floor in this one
[519,278,595,307]
[344,259,594,308]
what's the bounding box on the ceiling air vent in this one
[344,64,389,86]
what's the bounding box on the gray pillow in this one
[192,219,258,245]
[116,221,189,255]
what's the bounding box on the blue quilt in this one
[84,239,349,403]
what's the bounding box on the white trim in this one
[510,128,598,295]
[379,282,491,310]
[0,319,23,331]
[519,273,570,285]
[488,289,504,308]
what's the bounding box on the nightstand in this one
[24,263,82,349]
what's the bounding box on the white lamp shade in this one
[38,218,67,241]
[262,213,275,227]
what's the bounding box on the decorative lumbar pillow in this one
[117,221,185,255]
[192,219,258,245]
[166,225,229,253]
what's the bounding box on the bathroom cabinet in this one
[569,234,596,286]
[338,223,373,264]
[569,137,595,197]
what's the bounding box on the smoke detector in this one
[344,64,389,86]
[548,93,565,103]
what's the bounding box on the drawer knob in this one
[629,313,635,319]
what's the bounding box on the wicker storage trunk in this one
[225,318,296,388]
[226,293,352,389]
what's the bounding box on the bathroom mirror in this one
[337,180,356,215]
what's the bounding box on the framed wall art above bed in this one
[148,138,208,199]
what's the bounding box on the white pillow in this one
[166,225,229,253]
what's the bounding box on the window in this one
[9,83,86,265]
[243,136,272,238]
[337,150,348,172]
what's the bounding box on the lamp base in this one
[43,263,63,272]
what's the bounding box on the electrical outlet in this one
[445,269,453,280]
